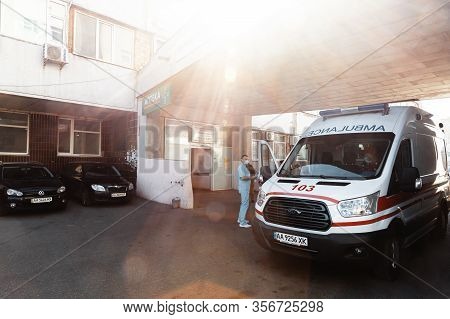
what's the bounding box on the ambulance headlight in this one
[256,190,266,206]
[337,192,379,218]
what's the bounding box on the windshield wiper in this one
[300,175,350,180]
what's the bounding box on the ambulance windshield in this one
[278,132,394,180]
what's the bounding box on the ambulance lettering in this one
[291,184,315,192]
[304,124,385,137]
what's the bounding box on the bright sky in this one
[420,98,450,120]
[148,0,299,36]
[147,0,197,35]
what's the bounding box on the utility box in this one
[172,197,181,209]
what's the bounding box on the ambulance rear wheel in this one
[375,232,401,281]
[432,203,448,240]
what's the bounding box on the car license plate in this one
[111,193,126,198]
[273,232,308,247]
[31,197,52,204]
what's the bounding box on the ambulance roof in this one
[302,105,439,138]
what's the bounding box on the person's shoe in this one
[237,219,249,224]
[239,222,251,228]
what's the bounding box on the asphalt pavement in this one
[0,190,449,298]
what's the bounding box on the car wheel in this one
[81,190,92,207]
[374,232,401,281]
[432,203,448,240]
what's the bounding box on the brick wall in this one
[0,112,137,173]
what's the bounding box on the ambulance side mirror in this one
[400,167,422,192]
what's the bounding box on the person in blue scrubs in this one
[237,154,255,228]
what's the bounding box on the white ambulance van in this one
[252,104,449,279]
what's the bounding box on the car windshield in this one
[84,164,121,177]
[278,133,394,180]
[2,166,54,180]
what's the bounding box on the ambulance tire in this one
[432,203,448,240]
[375,230,401,281]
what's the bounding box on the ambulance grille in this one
[263,197,331,231]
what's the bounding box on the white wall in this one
[0,36,137,110]
[136,9,224,96]
[137,158,194,209]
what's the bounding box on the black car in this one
[0,162,67,214]
[112,163,137,189]
[61,162,135,206]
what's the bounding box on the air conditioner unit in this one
[265,131,274,141]
[43,43,68,68]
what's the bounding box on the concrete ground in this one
[0,190,449,298]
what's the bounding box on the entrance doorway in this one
[212,146,232,190]
[191,147,212,190]
[190,146,233,191]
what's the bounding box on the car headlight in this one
[128,183,134,191]
[256,190,266,206]
[6,189,23,197]
[91,184,106,192]
[337,192,379,218]
[57,186,66,193]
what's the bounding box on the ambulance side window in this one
[388,139,412,196]
[260,144,277,179]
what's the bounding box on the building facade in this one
[0,0,156,172]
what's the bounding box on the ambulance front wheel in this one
[375,231,401,281]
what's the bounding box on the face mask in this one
[244,160,249,165]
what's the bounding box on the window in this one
[416,134,437,176]
[0,0,47,44]
[47,0,67,44]
[261,143,277,177]
[435,137,447,175]
[74,12,96,57]
[98,22,112,61]
[84,164,120,177]
[0,112,29,154]
[58,118,101,156]
[252,140,258,161]
[3,166,53,180]
[279,133,395,180]
[113,26,134,67]
[274,141,286,160]
[0,0,67,45]
[388,139,412,195]
[74,11,135,68]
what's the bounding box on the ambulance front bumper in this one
[252,216,389,261]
